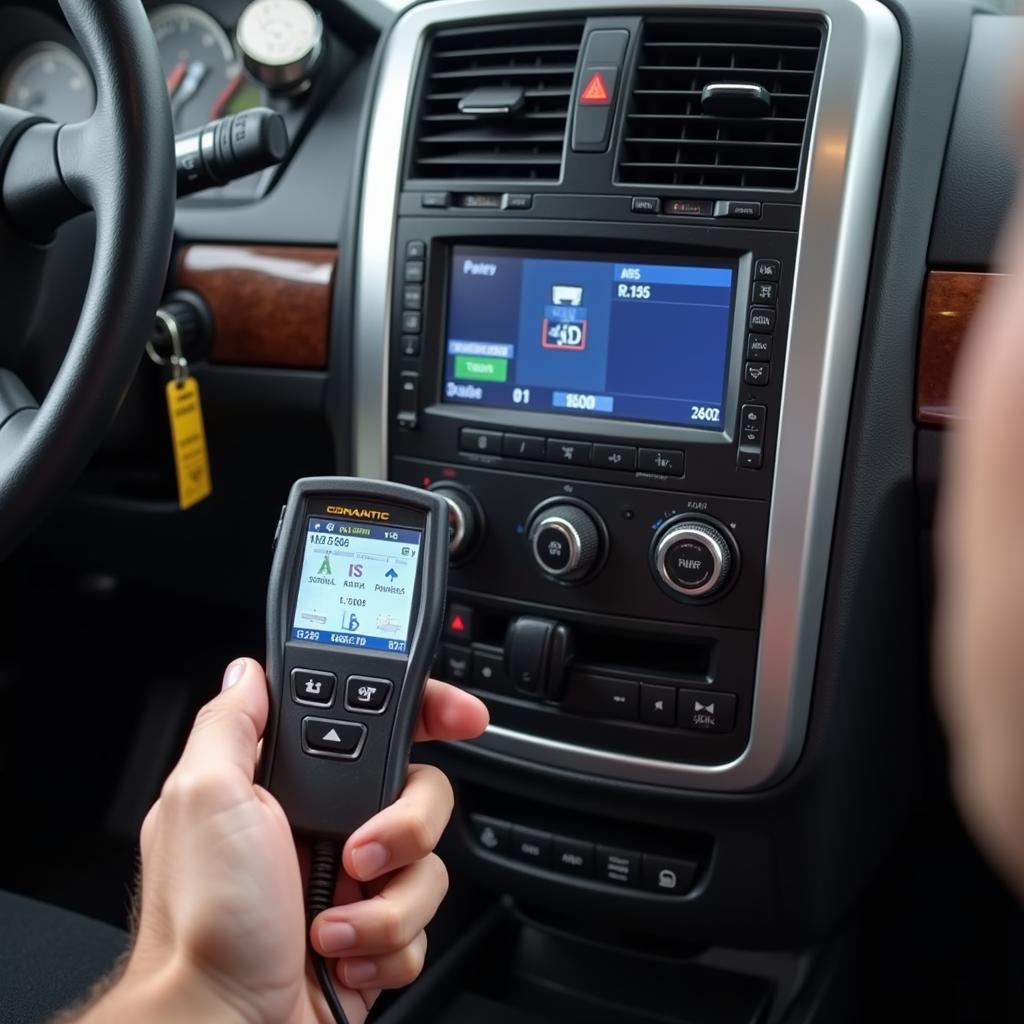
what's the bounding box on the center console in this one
[352,0,900,799]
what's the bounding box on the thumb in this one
[173,657,269,784]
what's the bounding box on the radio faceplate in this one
[390,218,796,502]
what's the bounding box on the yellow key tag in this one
[165,377,212,510]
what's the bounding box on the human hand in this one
[79,657,489,1024]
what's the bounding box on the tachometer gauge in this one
[0,42,95,123]
[150,4,255,132]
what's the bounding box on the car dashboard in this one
[2,0,1020,1020]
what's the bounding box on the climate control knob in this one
[528,503,601,581]
[430,484,481,561]
[653,518,734,600]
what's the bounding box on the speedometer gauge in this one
[0,42,95,123]
[150,4,259,132]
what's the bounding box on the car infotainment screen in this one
[441,246,736,430]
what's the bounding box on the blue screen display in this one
[442,248,736,430]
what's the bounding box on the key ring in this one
[147,308,189,384]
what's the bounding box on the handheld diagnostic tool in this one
[261,478,449,840]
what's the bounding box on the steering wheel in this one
[0,0,175,558]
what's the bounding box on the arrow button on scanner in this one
[303,717,366,758]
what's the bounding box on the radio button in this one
[744,362,770,387]
[755,258,781,281]
[406,240,426,259]
[503,433,545,459]
[751,280,778,306]
[746,334,772,362]
[400,334,421,357]
[502,193,533,210]
[566,673,639,721]
[738,447,763,469]
[546,438,592,466]
[400,311,422,334]
[638,448,684,476]
[748,307,776,332]
[739,404,767,446]
[397,371,420,429]
[630,196,661,215]
[421,192,450,209]
[593,443,637,470]
[404,261,425,283]
[677,690,737,733]
[640,684,676,726]
[402,284,423,309]
[460,428,503,454]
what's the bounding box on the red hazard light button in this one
[580,70,612,105]
[444,603,474,640]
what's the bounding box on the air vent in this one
[409,21,584,183]
[615,19,824,191]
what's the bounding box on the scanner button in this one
[303,718,366,758]
[292,668,337,706]
[345,676,393,714]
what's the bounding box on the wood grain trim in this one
[176,244,336,369]
[917,270,1005,426]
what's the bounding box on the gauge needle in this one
[210,71,245,120]
[172,60,208,116]
[166,60,188,96]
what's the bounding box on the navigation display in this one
[442,247,736,430]
[291,517,421,654]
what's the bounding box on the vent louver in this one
[615,19,824,191]
[409,21,585,183]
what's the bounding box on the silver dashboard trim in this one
[352,0,901,791]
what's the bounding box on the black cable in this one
[308,839,350,1024]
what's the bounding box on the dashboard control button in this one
[502,192,533,210]
[665,198,714,217]
[677,689,737,733]
[511,826,551,866]
[406,240,426,259]
[714,199,761,219]
[545,438,592,465]
[440,644,471,685]
[738,447,764,469]
[470,814,511,854]
[638,448,684,476]
[596,845,640,887]
[444,603,474,641]
[402,284,423,309]
[502,433,545,459]
[755,258,781,281]
[751,280,778,305]
[421,191,450,208]
[472,646,509,692]
[459,428,503,454]
[302,718,366,758]
[430,484,481,559]
[748,306,776,333]
[746,334,772,361]
[400,310,422,333]
[344,676,392,714]
[640,684,676,726]
[744,362,770,387]
[653,518,734,599]
[631,196,661,214]
[528,504,601,580]
[404,261,425,283]
[504,617,573,698]
[641,854,697,894]
[593,443,637,470]
[400,334,421,357]
[552,836,594,876]
[748,306,776,332]
[396,371,419,429]
[292,668,336,706]
[739,404,767,446]
[567,673,639,721]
